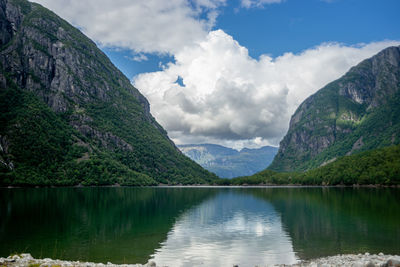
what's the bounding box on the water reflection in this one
[1,187,399,266]
[151,191,298,267]
[248,187,400,259]
[0,187,215,264]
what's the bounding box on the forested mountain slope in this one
[269,46,400,172]
[0,0,216,185]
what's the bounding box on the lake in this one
[0,187,399,266]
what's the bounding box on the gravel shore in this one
[1,253,399,267]
[294,253,400,267]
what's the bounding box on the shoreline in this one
[2,184,400,189]
[1,253,400,267]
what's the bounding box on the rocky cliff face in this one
[0,0,216,185]
[0,0,151,120]
[269,46,400,172]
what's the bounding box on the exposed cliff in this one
[269,46,400,172]
[0,0,216,185]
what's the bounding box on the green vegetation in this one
[1,0,397,187]
[0,0,217,186]
[0,75,215,185]
[217,144,400,186]
[269,47,400,172]
[0,77,158,186]
[300,91,400,171]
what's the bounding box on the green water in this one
[0,187,399,266]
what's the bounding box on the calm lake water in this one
[0,187,399,266]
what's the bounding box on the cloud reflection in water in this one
[151,191,298,267]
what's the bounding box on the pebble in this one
[2,252,400,267]
[387,257,400,267]
[352,262,364,267]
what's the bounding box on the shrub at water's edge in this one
[216,144,400,186]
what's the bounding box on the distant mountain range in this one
[178,144,278,178]
[269,45,400,172]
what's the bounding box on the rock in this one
[0,0,215,188]
[2,252,400,267]
[386,257,400,267]
[351,261,364,267]
[268,45,400,172]
[380,253,385,256]
[20,254,33,260]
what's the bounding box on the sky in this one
[32,0,400,150]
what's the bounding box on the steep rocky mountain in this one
[0,0,216,185]
[269,46,400,172]
[178,144,278,178]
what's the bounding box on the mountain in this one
[224,144,400,186]
[269,46,400,172]
[0,0,217,186]
[178,144,278,178]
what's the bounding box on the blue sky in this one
[34,0,400,149]
[103,0,400,79]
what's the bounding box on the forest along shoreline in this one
[1,253,400,267]
[1,184,400,188]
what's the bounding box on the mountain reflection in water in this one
[1,187,399,266]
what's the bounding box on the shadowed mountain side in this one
[0,0,216,186]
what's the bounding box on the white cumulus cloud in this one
[134,31,399,148]
[30,0,399,149]
[31,0,227,54]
